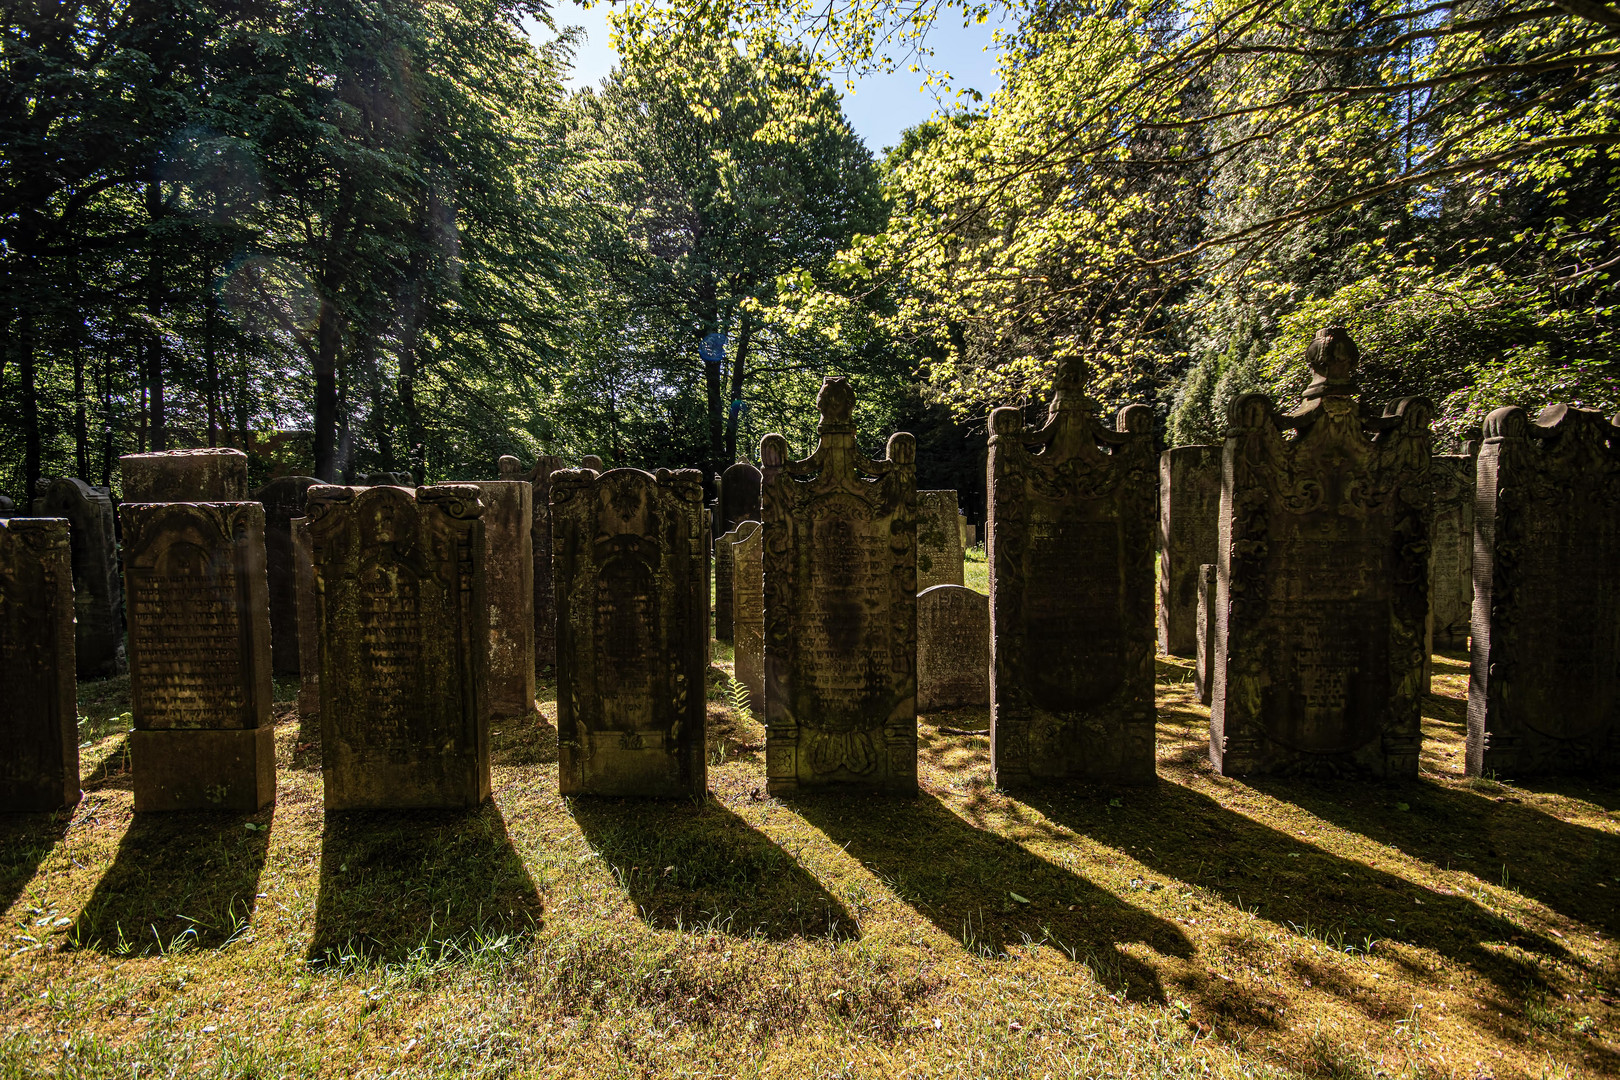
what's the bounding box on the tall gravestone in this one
[1429,454,1475,652]
[122,502,276,811]
[714,523,740,642]
[31,477,125,677]
[1210,328,1432,778]
[121,448,249,502]
[719,462,762,535]
[293,518,319,718]
[988,359,1157,786]
[499,454,568,672]
[1195,564,1216,706]
[917,584,990,710]
[0,519,80,810]
[1157,446,1221,657]
[471,481,536,718]
[732,521,765,716]
[761,378,917,795]
[255,476,318,676]
[307,484,491,809]
[552,468,708,797]
[1468,405,1620,776]
[917,490,965,591]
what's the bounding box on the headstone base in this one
[130,726,275,812]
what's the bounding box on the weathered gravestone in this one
[31,477,124,677]
[987,358,1157,786]
[1428,454,1475,652]
[292,517,319,718]
[732,521,764,716]
[358,472,414,487]
[470,481,536,718]
[1468,404,1620,777]
[255,476,318,676]
[552,468,708,797]
[1196,564,1216,706]
[1210,327,1431,778]
[121,448,249,502]
[761,377,917,795]
[307,484,490,809]
[1157,446,1221,657]
[122,501,276,811]
[917,584,989,710]
[0,519,80,810]
[582,455,605,471]
[714,523,740,642]
[499,454,568,672]
[719,462,763,535]
[917,490,965,591]
[0,496,14,518]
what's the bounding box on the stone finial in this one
[1300,326,1359,400]
[1049,356,1090,417]
[816,376,856,432]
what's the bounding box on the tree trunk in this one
[18,310,41,497]
[724,310,754,463]
[145,180,167,451]
[205,266,219,447]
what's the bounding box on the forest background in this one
[2,0,1617,510]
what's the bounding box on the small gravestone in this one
[307,484,491,809]
[761,377,917,795]
[988,360,1157,786]
[1468,405,1620,777]
[292,517,319,718]
[121,448,248,502]
[31,477,124,677]
[1196,564,1216,706]
[957,512,968,550]
[122,501,275,811]
[917,584,989,710]
[1157,446,1221,657]
[582,455,605,471]
[552,468,708,797]
[916,490,965,591]
[714,523,739,642]
[1211,328,1431,778]
[254,476,318,676]
[471,481,536,718]
[1428,454,1474,652]
[0,518,80,810]
[500,454,567,672]
[0,496,14,518]
[732,521,764,715]
[719,462,763,535]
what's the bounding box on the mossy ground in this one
[1,649,1615,1078]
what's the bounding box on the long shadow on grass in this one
[68,808,271,953]
[572,797,855,940]
[796,793,1190,1001]
[308,801,542,965]
[0,810,74,918]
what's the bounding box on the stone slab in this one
[1428,454,1474,652]
[917,490,965,591]
[255,476,318,676]
[1196,563,1216,706]
[500,454,566,671]
[129,726,275,812]
[472,481,536,718]
[714,522,740,642]
[719,463,762,536]
[917,584,989,710]
[121,448,248,502]
[0,518,80,810]
[733,521,764,716]
[31,477,124,677]
[293,518,319,718]
[1157,445,1220,657]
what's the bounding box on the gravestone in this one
[714,523,739,642]
[1157,445,1221,657]
[719,462,763,535]
[958,513,968,550]
[582,455,605,471]
[121,448,248,502]
[917,490,965,591]
[499,454,566,671]
[471,481,536,718]
[552,467,708,797]
[1468,404,1620,777]
[0,519,80,810]
[254,476,318,675]
[292,517,320,718]
[761,377,917,795]
[988,359,1157,786]
[1210,328,1432,778]
[122,501,275,811]
[31,477,124,677]
[1196,564,1216,706]
[307,484,491,809]
[0,496,14,517]
[358,472,413,487]
[732,521,764,715]
[1428,454,1475,652]
[917,584,989,710]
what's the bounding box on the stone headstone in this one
[1210,328,1431,779]
[121,448,248,502]
[552,468,708,797]
[292,517,319,718]
[581,455,605,471]
[917,584,989,710]
[958,512,968,550]
[1157,445,1221,657]
[30,477,124,677]
[0,496,14,518]
[916,490,965,591]
[1196,563,1216,706]
[1468,405,1620,777]
[987,360,1157,786]
[471,481,536,718]
[1428,454,1474,652]
[719,462,763,535]
[761,377,917,795]
[121,501,275,811]
[358,472,413,487]
[732,521,764,715]
[500,454,566,672]
[0,519,80,810]
[254,476,318,676]
[714,523,740,642]
[307,484,491,809]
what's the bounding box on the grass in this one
[0,649,1615,1078]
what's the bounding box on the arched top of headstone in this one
[1301,325,1359,401]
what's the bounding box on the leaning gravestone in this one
[714,522,740,642]
[122,501,275,811]
[471,481,536,718]
[761,377,917,795]
[1157,446,1221,657]
[719,462,763,535]
[987,360,1157,786]
[121,448,248,502]
[916,490,965,591]
[31,477,124,677]
[306,484,491,809]
[254,476,318,676]
[292,517,319,718]
[1210,328,1431,778]
[0,519,80,810]
[1428,454,1475,652]
[732,521,764,715]
[552,467,708,797]
[1196,564,1216,706]
[917,584,989,710]
[500,454,567,672]
[1468,404,1620,777]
